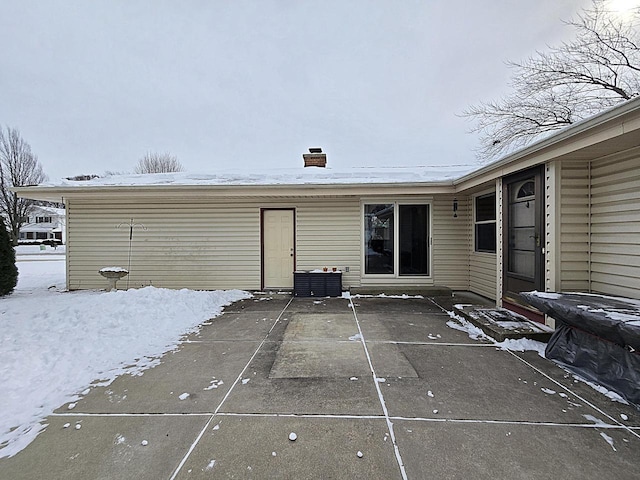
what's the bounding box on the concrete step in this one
[350,286,452,297]
[454,304,554,343]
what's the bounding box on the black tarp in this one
[520,292,640,408]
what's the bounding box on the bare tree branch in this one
[0,126,48,245]
[134,152,185,174]
[462,0,640,161]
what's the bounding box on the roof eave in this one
[454,96,640,189]
[12,180,458,201]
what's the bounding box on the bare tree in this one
[463,0,640,160]
[134,152,184,174]
[0,127,47,245]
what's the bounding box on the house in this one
[17,205,66,244]
[14,97,640,327]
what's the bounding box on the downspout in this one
[64,196,70,292]
[588,161,592,293]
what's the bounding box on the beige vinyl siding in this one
[66,195,363,291]
[295,197,361,289]
[558,160,590,291]
[469,192,497,300]
[432,195,470,290]
[65,192,474,293]
[469,252,496,299]
[67,198,262,290]
[589,150,640,298]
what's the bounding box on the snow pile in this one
[572,374,629,405]
[0,259,250,458]
[495,338,547,357]
[350,293,425,299]
[445,310,547,356]
[445,310,487,341]
[98,266,129,273]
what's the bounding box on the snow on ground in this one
[15,244,66,256]
[444,308,632,404]
[0,256,250,458]
[344,292,425,299]
[445,309,548,356]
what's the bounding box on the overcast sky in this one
[1,0,591,180]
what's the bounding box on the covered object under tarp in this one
[521,292,640,409]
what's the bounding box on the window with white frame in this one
[474,192,496,253]
[364,202,430,276]
[36,216,52,223]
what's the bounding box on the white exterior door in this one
[263,209,294,289]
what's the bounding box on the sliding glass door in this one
[364,202,430,276]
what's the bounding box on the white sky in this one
[1,0,590,180]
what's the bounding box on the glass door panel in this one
[365,204,394,274]
[399,204,429,275]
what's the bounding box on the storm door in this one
[503,167,545,303]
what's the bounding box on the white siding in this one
[558,160,590,291]
[590,150,640,298]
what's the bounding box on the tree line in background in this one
[0,126,41,295]
[134,152,184,174]
[464,0,640,160]
[1,124,184,251]
[0,213,18,296]
[0,125,184,295]
[0,126,47,247]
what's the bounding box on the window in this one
[36,216,52,223]
[516,181,535,199]
[364,202,430,276]
[475,192,496,253]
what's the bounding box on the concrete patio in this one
[1,294,638,479]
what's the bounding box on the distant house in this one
[17,205,66,244]
[14,97,640,327]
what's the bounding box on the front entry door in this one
[503,167,545,318]
[262,209,295,289]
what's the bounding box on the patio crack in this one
[168,296,294,480]
[349,297,409,480]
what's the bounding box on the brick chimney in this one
[303,147,326,167]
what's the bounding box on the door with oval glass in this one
[503,167,545,319]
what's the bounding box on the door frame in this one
[360,199,433,280]
[260,208,296,290]
[502,166,545,318]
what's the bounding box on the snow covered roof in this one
[40,164,478,188]
[20,224,57,232]
[31,205,65,216]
